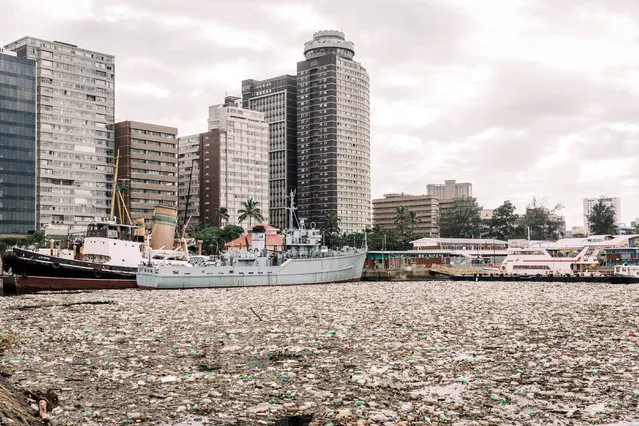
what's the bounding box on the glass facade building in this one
[0,51,37,236]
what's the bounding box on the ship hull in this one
[2,248,138,293]
[137,250,367,289]
[13,275,137,293]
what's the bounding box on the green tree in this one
[587,201,618,235]
[237,198,264,227]
[189,224,243,255]
[439,198,482,238]
[393,206,408,238]
[488,200,518,241]
[366,225,400,251]
[520,198,564,240]
[216,207,230,227]
[320,211,341,248]
[407,211,419,239]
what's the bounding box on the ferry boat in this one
[501,245,601,276]
[501,235,638,277]
[137,195,367,289]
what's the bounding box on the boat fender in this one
[93,268,102,279]
[52,261,60,269]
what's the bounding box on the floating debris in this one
[0,282,638,424]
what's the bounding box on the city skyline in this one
[4,0,639,227]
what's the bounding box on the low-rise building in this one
[372,193,438,238]
[427,179,472,200]
[224,224,283,251]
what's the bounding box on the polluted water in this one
[1,281,639,425]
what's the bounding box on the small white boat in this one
[613,264,639,278]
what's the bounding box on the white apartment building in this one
[427,179,473,200]
[583,196,621,232]
[5,37,115,235]
[208,97,269,226]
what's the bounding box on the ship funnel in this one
[135,218,146,242]
[150,206,178,250]
[251,225,266,252]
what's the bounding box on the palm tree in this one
[216,207,230,227]
[320,211,341,248]
[393,205,409,241]
[321,211,341,235]
[237,198,264,227]
[407,210,419,238]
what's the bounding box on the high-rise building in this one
[583,196,621,232]
[296,30,371,234]
[114,121,178,223]
[207,96,269,226]
[177,131,219,228]
[241,75,297,230]
[0,48,37,237]
[372,194,439,238]
[5,37,115,235]
[427,179,472,200]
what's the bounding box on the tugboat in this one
[2,220,145,292]
[137,192,367,289]
[1,149,188,293]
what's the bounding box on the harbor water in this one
[1,280,638,425]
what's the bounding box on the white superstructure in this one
[502,235,639,276]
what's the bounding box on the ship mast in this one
[287,190,297,230]
[109,150,120,221]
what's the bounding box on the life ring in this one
[93,269,102,279]
[52,261,60,269]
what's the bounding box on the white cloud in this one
[262,4,337,33]
[578,158,635,183]
[536,135,583,169]
[372,97,439,130]
[118,81,170,98]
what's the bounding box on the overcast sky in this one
[4,0,639,228]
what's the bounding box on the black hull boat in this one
[2,248,137,293]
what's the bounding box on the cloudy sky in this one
[4,0,639,228]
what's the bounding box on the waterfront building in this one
[296,30,371,234]
[583,196,621,232]
[114,121,178,224]
[207,96,269,226]
[5,37,115,235]
[0,48,37,237]
[176,131,220,228]
[427,179,472,200]
[372,193,439,238]
[241,75,297,230]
